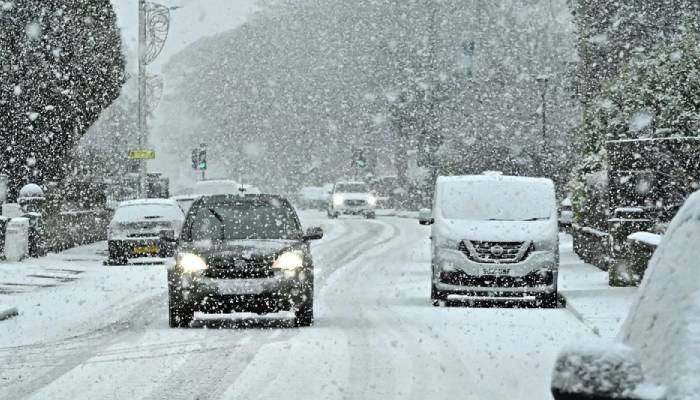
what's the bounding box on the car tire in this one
[431,283,447,306]
[536,291,559,308]
[168,277,194,328]
[294,299,314,327]
[365,212,376,219]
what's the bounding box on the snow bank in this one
[619,190,700,400]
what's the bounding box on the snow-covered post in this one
[138,0,148,198]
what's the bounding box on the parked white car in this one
[551,190,700,400]
[328,181,376,219]
[420,174,559,306]
[107,199,185,264]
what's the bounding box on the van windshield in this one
[439,180,553,221]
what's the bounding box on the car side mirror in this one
[418,208,434,225]
[303,226,324,241]
[551,341,666,400]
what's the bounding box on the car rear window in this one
[113,203,184,222]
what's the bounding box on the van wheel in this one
[294,300,314,327]
[536,292,559,308]
[431,284,447,306]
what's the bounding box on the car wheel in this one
[536,292,559,308]
[168,279,194,328]
[431,283,447,306]
[106,253,128,265]
[294,299,314,327]
[365,212,376,219]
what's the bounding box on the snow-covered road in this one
[1,213,594,400]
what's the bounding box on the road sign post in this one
[129,149,156,160]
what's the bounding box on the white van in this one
[420,175,559,306]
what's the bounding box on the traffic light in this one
[198,147,207,170]
[356,150,366,168]
[191,149,198,169]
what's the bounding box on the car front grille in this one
[440,270,553,288]
[127,232,160,238]
[459,241,531,264]
[203,258,273,279]
[344,199,367,207]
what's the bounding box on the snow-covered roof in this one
[436,174,553,186]
[619,189,700,400]
[335,181,366,185]
[170,194,202,201]
[118,198,178,207]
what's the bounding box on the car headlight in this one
[178,253,207,272]
[333,194,344,206]
[367,196,377,206]
[272,251,304,270]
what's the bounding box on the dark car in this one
[166,194,323,328]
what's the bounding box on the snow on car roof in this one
[336,181,366,185]
[436,174,553,185]
[619,189,700,400]
[118,198,179,207]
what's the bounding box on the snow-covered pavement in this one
[0,213,635,400]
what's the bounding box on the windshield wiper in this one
[521,217,548,221]
[207,208,226,240]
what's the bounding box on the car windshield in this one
[187,200,301,240]
[113,203,183,222]
[336,183,367,193]
[439,180,553,221]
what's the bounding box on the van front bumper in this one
[433,248,558,295]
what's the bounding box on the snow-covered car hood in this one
[434,218,556,243]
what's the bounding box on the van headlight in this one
[272,251,304,270]
[333,194,344,206]
[178,253,207,272]
[367,196,377,206]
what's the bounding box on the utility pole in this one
[137,0,147,198]
[536,74,549,175]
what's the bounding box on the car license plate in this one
[133,245,159,255]
[481,267,510,276]
[215,280,266,295]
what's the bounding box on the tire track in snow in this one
[139,217,390,400]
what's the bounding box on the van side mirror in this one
[551,341,666,400]
[418,208,434,225]
[303,226,324,241]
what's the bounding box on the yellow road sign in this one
[129,149,156,160]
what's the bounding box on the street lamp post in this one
[138,0,147,197]
[136,1,178,198]
[536,74,549,175]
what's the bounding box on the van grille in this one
[459,241,531,264]
[344,199,367,207]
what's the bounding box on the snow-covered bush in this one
[0,0,125,199]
